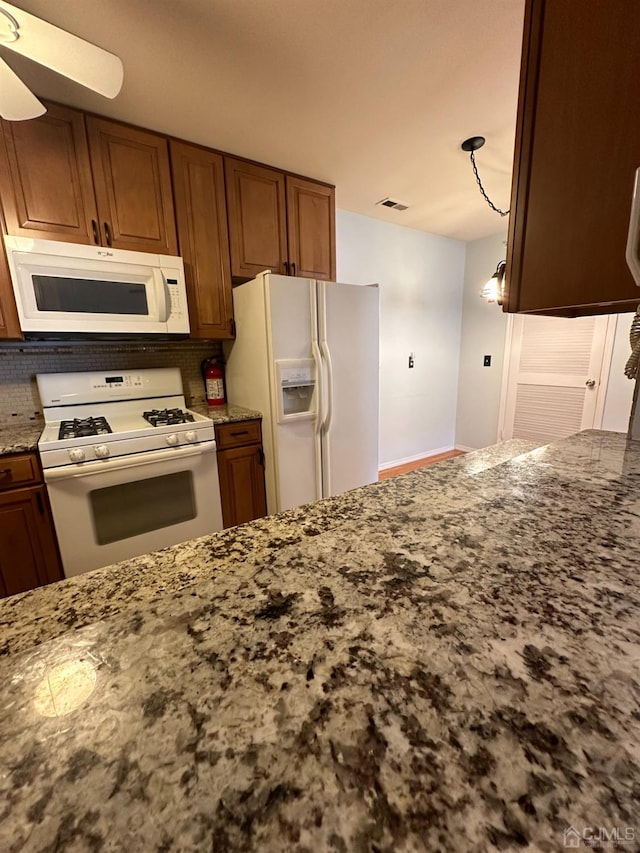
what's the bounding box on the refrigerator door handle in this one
[310,280,324,501]
[319,337,334,433]
[317,280,333,497]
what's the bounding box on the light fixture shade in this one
[480,260,507,305]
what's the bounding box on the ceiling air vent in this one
[376,197,409,211]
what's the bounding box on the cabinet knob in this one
[585,379,596,387]
[103,221,113,246]
[91,219,100,244]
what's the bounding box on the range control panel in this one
[37,367,184,407]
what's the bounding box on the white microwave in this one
[4,236,190,339]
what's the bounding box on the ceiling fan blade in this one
[0,54,45,120]
[0,1,123,99]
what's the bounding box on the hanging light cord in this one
[624,306,640,379]
[469,150,510,217]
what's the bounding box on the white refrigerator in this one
[224,272,379,514]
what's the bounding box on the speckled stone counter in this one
[0,420,43,455]
[190,402,262,424]
[0,430,638,852]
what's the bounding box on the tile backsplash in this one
[0,340,223,425]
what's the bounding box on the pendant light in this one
[480,260,507,305]
[461,136,510,303]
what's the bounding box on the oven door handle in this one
[44,441,217,481]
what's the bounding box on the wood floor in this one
[378,449,465,480]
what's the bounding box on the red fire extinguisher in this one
[202,358,226,407]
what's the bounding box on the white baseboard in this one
[378,445,454,471]
[454,444,476,453]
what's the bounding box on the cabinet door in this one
[505,0,640,316]
[0,102,98,244]
[170,141,234,339]
[286,176,336,281]
[225,157,287,278]
[87,116,178,255]
[0,486,63,597]
[217,445,267,528]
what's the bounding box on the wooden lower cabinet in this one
[215,420,267,528]
[0,477,63,597]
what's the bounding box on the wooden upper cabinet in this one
[505,0,640,316]
[286,176,336,281]
[225,158,287,278]
[86,117,178,255]
[170,140,234,339]
[0,102,98,245]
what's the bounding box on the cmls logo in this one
[564,825,637,848]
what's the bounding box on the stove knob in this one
[94,444,110,459]
[166,433,179,446]
[185,430,198,443]
[68,448,86,463]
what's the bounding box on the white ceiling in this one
[1,0,525,242]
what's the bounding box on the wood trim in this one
[504,0,542,314]
[0,203,22,340]
[378,450,465,480]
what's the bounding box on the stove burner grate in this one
[58,416,112,440]
[143,408,195,427]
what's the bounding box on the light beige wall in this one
[455,232,509,450]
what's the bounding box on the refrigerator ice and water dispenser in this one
[275,359,316,422]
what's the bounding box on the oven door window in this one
[33,275,149,315]
[90,471,196,545]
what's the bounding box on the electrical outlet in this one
[408,353,415,368]
[483,355,491,367]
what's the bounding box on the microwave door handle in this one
[156,271,171,322]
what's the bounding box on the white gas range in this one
[37,367,223,578]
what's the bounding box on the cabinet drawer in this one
[0,453,40,491]
[215,420,262,450]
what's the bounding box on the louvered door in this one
[500,315,613,443]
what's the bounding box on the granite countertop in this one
[0,431,638,851]
[189,401,262,425]
[0,420,43,455]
